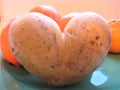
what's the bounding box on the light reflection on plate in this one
[90,70,108,86]
[0,53,120,90]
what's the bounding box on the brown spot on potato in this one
[11,48,14,52]
[100,43,103,46]
[37,34,39,38]
[95,36,100,40]
[14,51,19,57]
[51,65,55,68]
[32,63,35,66]
[52,78,60,82]
[43,41,46,44]
[69,30,73,34]
[52,33,57,43]
[82,26,86,30]
[78,43,86,54]
[78,47,84,54]
[85,56,89,59]
[36,52,38,55]
[14,41,18,47]
[21,27,24,30]
[40,24,48,30]
[11,47,18,57]
[80,66,86,73]
[30,48,33,50]
[68,28,77,35]
[38,19,41,22]
[112,20,116,22]
[47,46,51,51]
[80,70,83,73]
[90,40,95,45]
[38,45,41,48]
[80,24,86,30]
[46,56,48,59]
[65,60,76,69]
[50,58,62,69]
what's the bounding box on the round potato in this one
[9,12,111,86]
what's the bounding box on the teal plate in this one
[0,53,120,90]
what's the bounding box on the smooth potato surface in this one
[9,12,111,86]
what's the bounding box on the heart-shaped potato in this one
[9,12,111,86]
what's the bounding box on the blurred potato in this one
[9,12,111,86]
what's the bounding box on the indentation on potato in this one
[89,35,101,46]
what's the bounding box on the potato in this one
[9,12,111,86]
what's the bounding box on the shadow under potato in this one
[1,58,96,90]
[1,58,48,87]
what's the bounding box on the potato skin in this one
[9,12,111,86]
